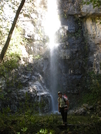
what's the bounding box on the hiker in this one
[58,91,69,126]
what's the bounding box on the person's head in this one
[58,91,62,98]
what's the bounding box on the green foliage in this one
[83,0,101,8]
[21,127,28,132]
[0,26,26,78]
[0,26,24,87]
[81,71,101,105]
[63,12,67,19]
[7,27,25,56]
[0,112,101,134]
[87,71,101,98]
[0,53,20,78]
[0,93,4,100]
[34,54,41,59]
[17,132,20,134]
[38,129,52,134]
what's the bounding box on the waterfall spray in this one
[43,0,61,112]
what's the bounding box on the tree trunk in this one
[0,0,25,62]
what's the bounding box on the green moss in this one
[34,55,41,59]
[81,93,97,105]
[83,0,101,8]
[81,71,101,105]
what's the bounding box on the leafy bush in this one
[0,111,101,134]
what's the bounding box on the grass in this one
[0,112,101,134]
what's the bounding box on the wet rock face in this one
[81,3,101,16]
[59,0,80,15]
[83,16,101,74]
[53,13,84,95]
[54,0,101,108]
[0,68,52,113]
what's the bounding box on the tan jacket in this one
[58,95,69,108]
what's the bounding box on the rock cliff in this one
[0,0,101,112]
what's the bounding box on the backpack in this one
[63,94,68,104]
[58,94,68,104]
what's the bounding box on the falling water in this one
[43,0,61,112]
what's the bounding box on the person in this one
[58,91,69,126]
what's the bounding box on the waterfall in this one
[49,47,58,112]
[43,0,61,112]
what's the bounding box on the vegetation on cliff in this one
[83,0,101,8]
